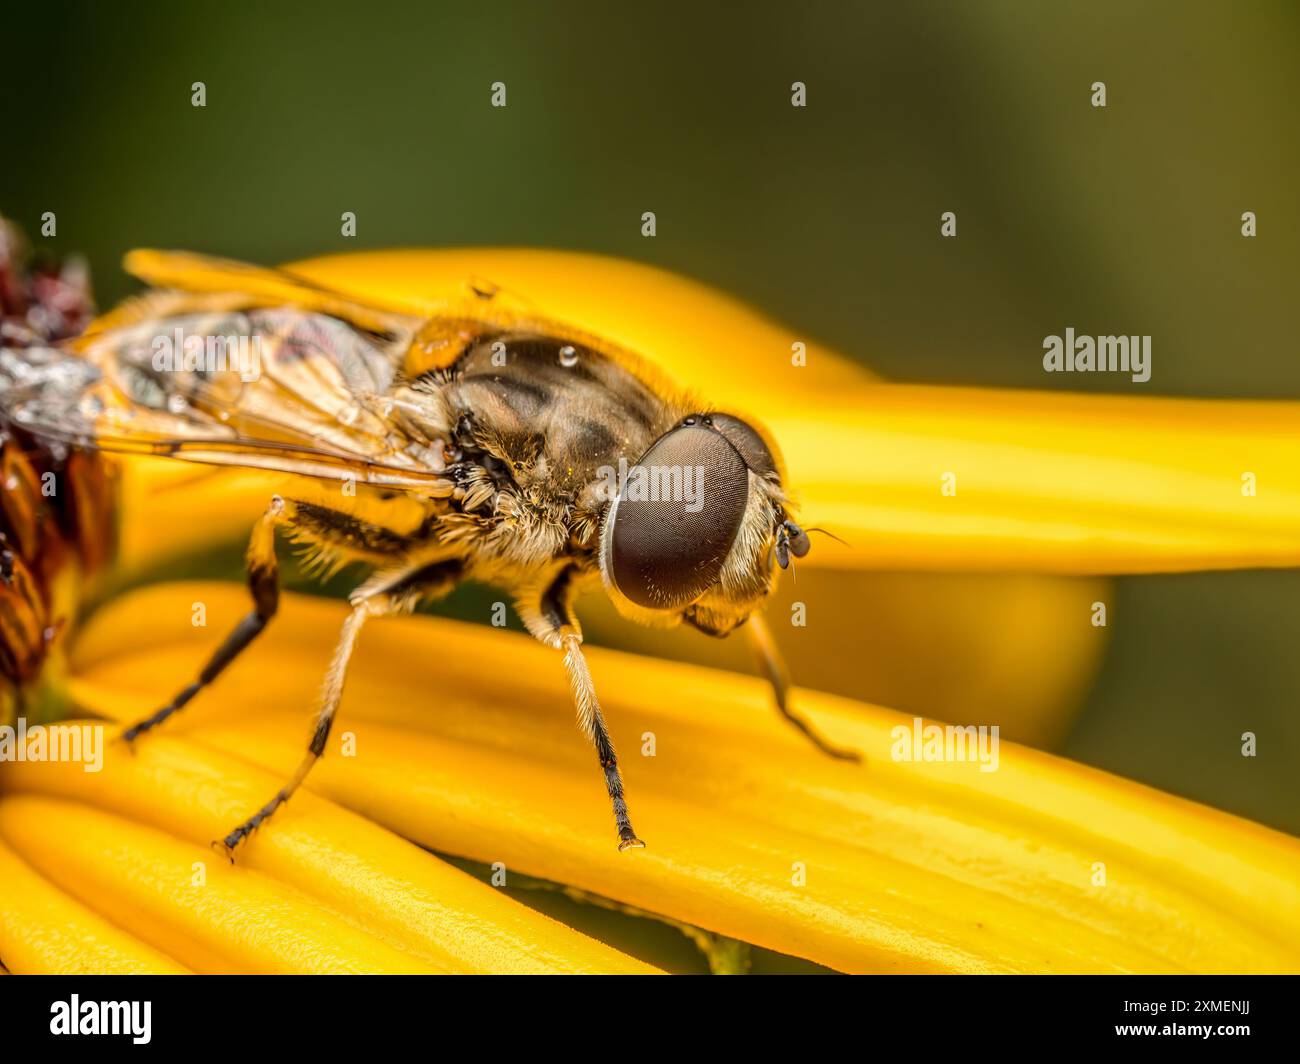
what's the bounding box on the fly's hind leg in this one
[521,565,644,851]
[121,496,286,744]
[748,612,861,762]
[218,558,462,856]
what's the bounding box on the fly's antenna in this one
[803,526,851,548]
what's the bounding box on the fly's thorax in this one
[411,328,690,573]
[446,331,680,495]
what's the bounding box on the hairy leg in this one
[218,558,462,855]
[522,564,644,851]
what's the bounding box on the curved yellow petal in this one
[0,840,189,975]
[0,794,443,974]
[0,733,659,975]
[773,390,1300,573]
[114,459,281,577]
[287,248,875,407]
[68,583,1300,974]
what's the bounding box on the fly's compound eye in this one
[706,413,778,479]
[602,422,749,610]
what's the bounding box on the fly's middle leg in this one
[218,557,462,856]
[217,592,389,856]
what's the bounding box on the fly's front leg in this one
[523,565,645,851]
[121,496,286,744]
[748,612,861,762]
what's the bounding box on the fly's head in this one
[597,411,810,637]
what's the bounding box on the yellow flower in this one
[2,249,1298,974]
[2,581,1297,974]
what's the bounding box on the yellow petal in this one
[0,794,441,974]
[287,248,875,407]
[69,583,1300,973]
[114,459,280,577]
[772,390,1300,573]
[0,732,658,975]
[0,839,189,974]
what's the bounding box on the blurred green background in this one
[4,0,1297,858]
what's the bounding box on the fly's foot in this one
[113,730,141,756]
[810,733,864,763]
[210,838,238,865]
[119,683,202,746]
[217,791,288,859]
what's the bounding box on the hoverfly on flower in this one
[0,247,853,854]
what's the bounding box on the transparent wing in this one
[0,307,454,493]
